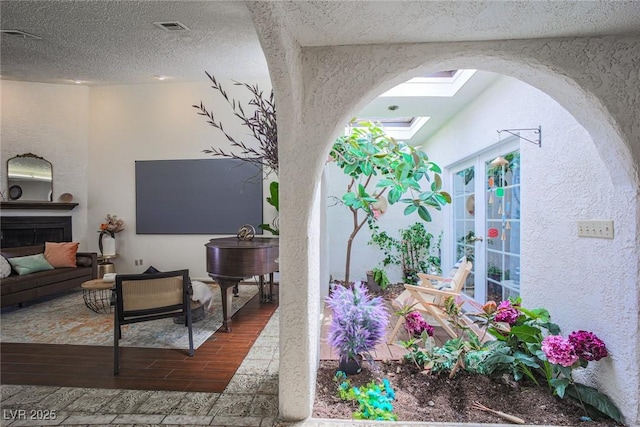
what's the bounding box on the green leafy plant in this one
[259,181,279,235]
[330,121,450,283]
[368,221,441,284]
[467,297,622,423]
[370,267,390,290]
[540,332,622,422]
[334,371,397,421]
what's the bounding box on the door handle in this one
[469,236,483,243]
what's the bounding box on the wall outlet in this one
[577,220,614,239]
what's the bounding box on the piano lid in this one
[205,236,279,278]
[205,236,279,249]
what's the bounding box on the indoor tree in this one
[329,121,451,283]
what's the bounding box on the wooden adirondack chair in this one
[387,257,473,344]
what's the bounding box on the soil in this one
[312,283,623,426]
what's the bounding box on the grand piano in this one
[205,236,279,332]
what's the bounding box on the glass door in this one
[450,141,520,304]
[485,150,521,302]
[452,165,478,298]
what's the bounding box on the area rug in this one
[0,282,258,350]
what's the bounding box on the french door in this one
[450,141,521,303]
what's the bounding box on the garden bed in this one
[314,283,623,426]
[313,359,622,426]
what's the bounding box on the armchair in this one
[113,269,194,374]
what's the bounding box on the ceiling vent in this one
[1,29,41,39]
[153,21,190,32]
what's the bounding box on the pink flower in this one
[494,300,520,325]
[568,330,608,361]
[372,209,381,219]
[542,335,579,367]
[404,311,434,337]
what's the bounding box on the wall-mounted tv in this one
[135,158,263,234]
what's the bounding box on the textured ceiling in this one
[281,0,640,46]
[1,1,639,86]
[1,1,638,143]
[0,1,268,85]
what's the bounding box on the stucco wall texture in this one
[1,81,90,249]
[249,4,640,423]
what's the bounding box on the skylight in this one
[349,117,430,141]
[380,69,476,97]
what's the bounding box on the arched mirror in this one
[7,153,53,201]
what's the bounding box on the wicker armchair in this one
[113,269,193,374]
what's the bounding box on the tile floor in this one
[1,307,499,427]
[1,309,280,427]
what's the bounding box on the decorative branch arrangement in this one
[193,72,278,176]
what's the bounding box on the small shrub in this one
[334,371,397,421]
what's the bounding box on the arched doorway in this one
[263,39,639,424]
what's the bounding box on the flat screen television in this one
[135,158,263,234]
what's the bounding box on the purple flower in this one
[326,282,390,361]
[404,311,434,337]
[542,335,579,367]
[494,300,520,325]
[568,330,608,361]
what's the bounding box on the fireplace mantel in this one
[1,201,78,210]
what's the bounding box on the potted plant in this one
[366,267,390,293]
[325,281,389,374]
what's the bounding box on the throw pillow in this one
[143,265,161,274]
[0,256,11,279]
[44,241,79,268]
[76,256,93,267]
[8,253,54,275]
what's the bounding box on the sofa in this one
[1,244,97,308]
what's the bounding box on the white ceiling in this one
[2,0,639,142]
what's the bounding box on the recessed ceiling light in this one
[1,29,41,39]
[154,75,168,81]
[74,80,83,84]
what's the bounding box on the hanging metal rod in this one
[497,126,542,147]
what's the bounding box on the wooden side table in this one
[81,278,113,314]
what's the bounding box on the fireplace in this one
[0,216,72,248]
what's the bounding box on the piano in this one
[205,236,279,332]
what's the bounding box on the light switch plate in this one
[577,220,614,239]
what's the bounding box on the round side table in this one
[81,278,113,314]
[98,254,117,278]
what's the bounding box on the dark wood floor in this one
[0,293,278,393]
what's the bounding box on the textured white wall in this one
[87,80,275,279]
[1,81,90,249]
[247,5,640,421]
[426,74,632,407]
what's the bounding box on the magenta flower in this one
[568,330,608,361]
[404,311,434,337]
[494,300,520,325]
[542,335,579,367]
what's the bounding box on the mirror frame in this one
[7,153,53,202]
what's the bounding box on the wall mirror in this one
[7,153,53,201]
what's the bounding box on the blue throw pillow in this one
[8,253,54,275]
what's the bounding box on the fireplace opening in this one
[0,216,72,248]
